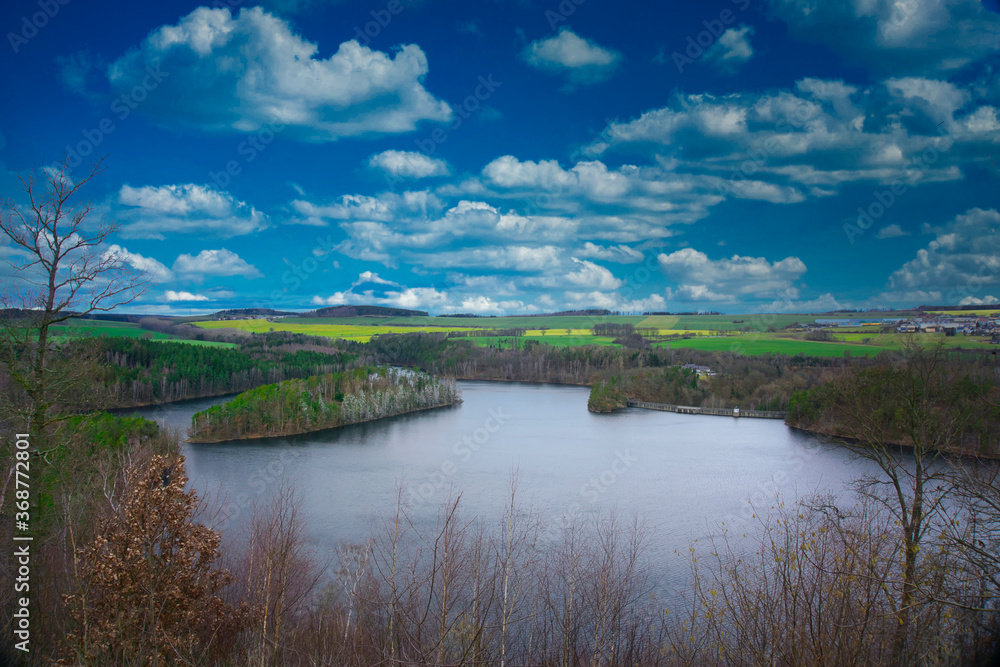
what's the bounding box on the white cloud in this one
[117,184,267,239]
[172,248,263,280]
[419,245,563,272]
[368,150,449,179]
[453,296,527,314]
[522,28,621,87]
[565,258,623,290]
[886,77,970,123]
[705,25,755,72]
[876,223,909,239]
[959,295,999,306]
[767,0,1000,75]
[106,7,451,141]
[564,290,666,313]
[578,242,645,263]
[162,290,210,302]
[883,208,1000,304]
[588,78,987,196]
[312,286,448,310]
[103,244,174,282]
[659,248,808,301]
[355,270,397,286]
[290,190,444,226]
[757,293,845,313]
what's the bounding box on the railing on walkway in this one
[626,400,788,420]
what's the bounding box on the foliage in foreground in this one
[64,455,253,664]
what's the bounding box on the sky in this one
[1,0,1000,316]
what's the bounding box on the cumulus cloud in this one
[162,290,210,302]
[289,190,444,226]
[564,290,666,313]
[578,242,645,263]
[659,248,807,301]
[172,248,263,280]
[103,244,174,282]
[368,150,449,179]
[522,28,621,87]
[105,7,451,141]
[704,25,755,72]
[757,293,846,313]
[876,224,909,239]
[882,208,1000,304]
[565,258,624,290]
[453,296,527,314]
[767,0,1000,75]
[587,77,991,197]
[117,184,267,239]
[959,295,999,306]
[312,286,448,310]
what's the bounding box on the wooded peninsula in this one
[188,366,461,442]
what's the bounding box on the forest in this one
[189,366,461,442]
[37,336,360,409]
[787,346,1000,458]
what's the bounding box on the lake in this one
[130,380,876,599]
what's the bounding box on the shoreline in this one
[786,423,1000,461]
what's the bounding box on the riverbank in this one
[786,423,1000,460]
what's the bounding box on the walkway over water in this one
[627,400,789,420]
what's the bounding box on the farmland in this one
[49,314,998,356]
[925,309,1000,316]
[194,318,480,342]
[49,319,237,347]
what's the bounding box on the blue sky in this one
[2,0,999,315]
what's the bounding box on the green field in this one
[51,320,174,340]
[638,313,813,332]
[50,319,238,348]
[64,314,995,357]
[466,335,623,348]
[270,312,817,333]
[657,332,996,357]
[656,334,898,357]
[279,315,649,330]
[195,319,479,342]
[925,309,1000,317]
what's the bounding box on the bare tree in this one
[0,157,147,451]
[805,341,989,663]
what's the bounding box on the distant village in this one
[811,314,1000,343]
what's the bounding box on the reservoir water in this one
[130,380,877,599]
